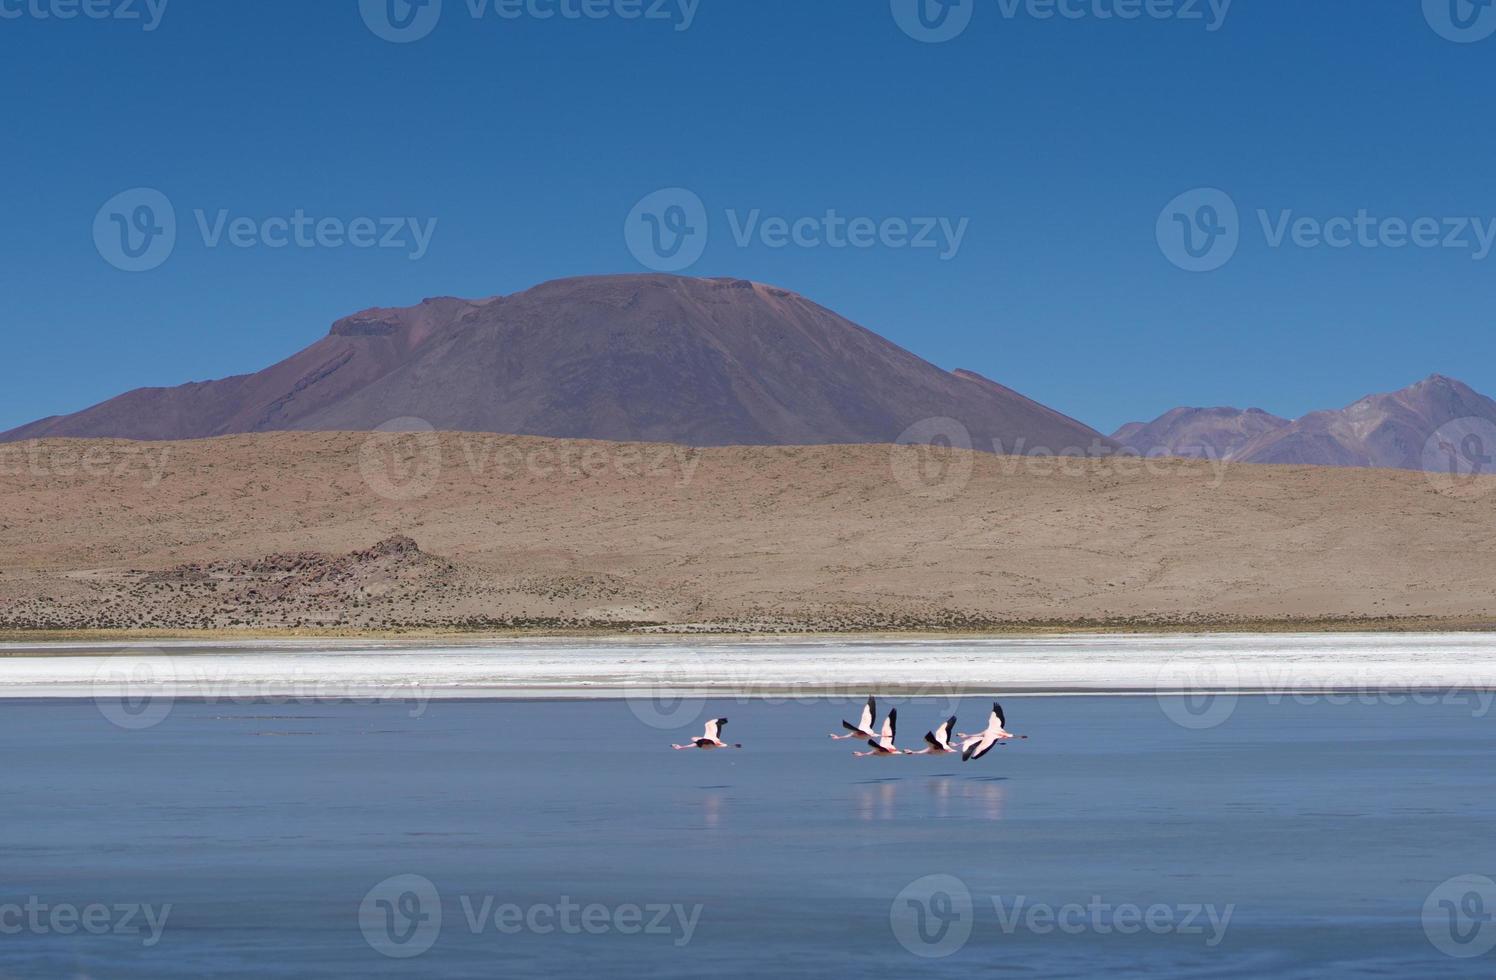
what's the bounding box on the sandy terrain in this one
[2,431,1495,634]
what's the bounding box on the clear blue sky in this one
[4,1,1496,435]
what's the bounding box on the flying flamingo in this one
[960,702,1026,761]
[672,718,742,750]
[853,708,901,756]
[906,716,959,755]
[830,696,879,740]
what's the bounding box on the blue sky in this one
[4,0,1496,435]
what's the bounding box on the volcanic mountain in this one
[1115,375,1496,470]
[1112,406,1289,461]
[2,274,1110,453]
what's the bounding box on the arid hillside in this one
[2,431,1495,633]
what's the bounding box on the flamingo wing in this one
[858,697,875,732]
[963,732,998,762]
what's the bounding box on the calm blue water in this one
[2,696,1494,978]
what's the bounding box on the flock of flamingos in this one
[671,697,1026,761]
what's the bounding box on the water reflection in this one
[963,778,1007,821]
[702,791,724,829]
[854,779,899,821]
[924,777,1007,821]
[848,777,1009,822]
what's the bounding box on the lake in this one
[2,693,1494,977]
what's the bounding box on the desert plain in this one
[2,431,1495,636]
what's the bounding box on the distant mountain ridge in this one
[1112,406,1290,461]
[1114,375,1496,471]
[1,274,1111,453]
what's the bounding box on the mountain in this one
[1233,375,1496,469]
[1116,376,1496,470]
[1112,406,1289,461]
[2,274,1111,453]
